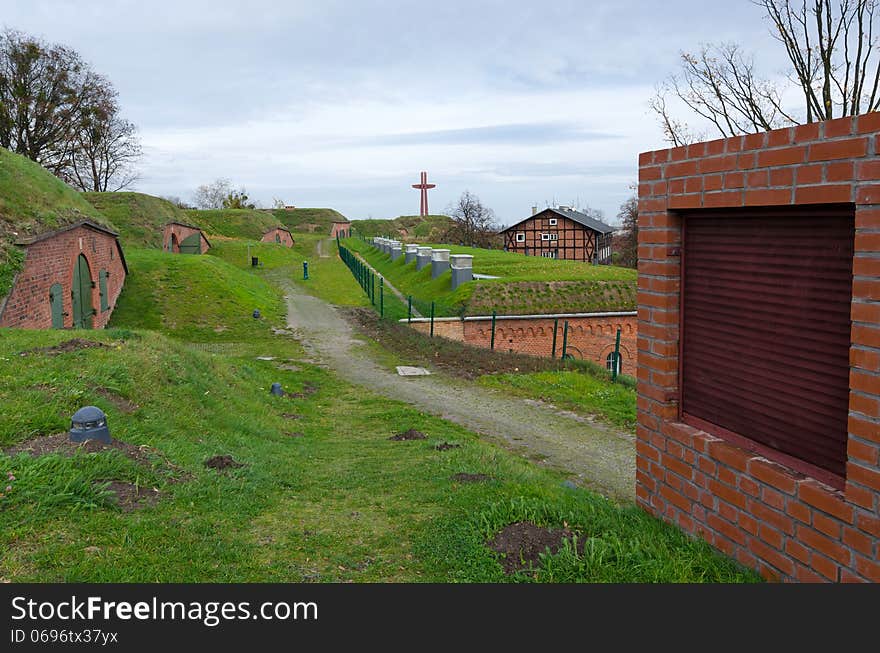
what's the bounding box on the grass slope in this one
[0,326,757,582]
[110,248,285,342]
[344,237,637,316]
[0,148,111,297]
[83,192,188,248]
[184,209,284,242]
[350,215,453,240]
[272,207,348,234]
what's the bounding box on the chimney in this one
[531,205,538,215]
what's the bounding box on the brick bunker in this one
[408,312,637,376]
[261,227,294,247]
[0,221,128,329]
[162,222,210,254]
[638,114,880,582]
[330,221,352,238]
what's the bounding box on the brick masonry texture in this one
[0,225,127,329]
[638,114,880,582]
[330,222,352,238]
[163,223,210,253]
[408,314,637,375]
[260,228,295,247]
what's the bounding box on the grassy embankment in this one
[349,215,453,240]
[343,237,637,317]
[0,230,756,582]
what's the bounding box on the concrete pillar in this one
[416,247,433,271]
[450,254,474,289]
[431,249,451,279]
[405,243,419,264]
[391,241,403,261]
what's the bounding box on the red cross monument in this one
[411,171,436,216]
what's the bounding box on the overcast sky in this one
[4,1,791,226]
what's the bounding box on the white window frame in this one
[548,218,558,226]
[515,232,525,243]
[541,250,558,259]
[606,352,622,374]
[541,233,558,241]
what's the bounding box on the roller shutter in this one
[681,205,854,480]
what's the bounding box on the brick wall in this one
[0,225,127,329]
[330,222,351,238]
[163,223,209,253]
[638,114,880,582]
[407,313,637,375]
[261,228,294,247]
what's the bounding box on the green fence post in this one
[612,327,621,381]
[490,310,496,350]
[430,302,435,338]
[551,317,558,359]
[408,296,412,323]
[380,278,384,319]
[370,272,375,305]
[561,320,569,359]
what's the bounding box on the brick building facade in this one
[637,114,880,582]
[407,312,637,375]
[330,221,352,238]
[163,222,210,254]
[0,221,128,330]
[501,207,614,263]
[261,227,294,247]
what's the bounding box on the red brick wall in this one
[260,229,294,247]
[0,225,127,329]
[408,313,638,375]
[163,224,209,253]
[638,114,880,582]
[330,222,351,238]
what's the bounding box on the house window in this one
[541,250,557,259]
[606,352,621,374]
[515,233,525,243]
[548,218,557,226]
[541,233,558,241]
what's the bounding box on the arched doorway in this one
[170,233,179,252]
[72,254,94,329]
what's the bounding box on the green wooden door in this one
[98,270,109,312]
[179,233,201,254]
[72,254,94,329]
[49,283,64,329]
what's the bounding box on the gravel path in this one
[282,282,636,503]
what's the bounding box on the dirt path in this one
[282,282,636,503]
[316,238,332,258]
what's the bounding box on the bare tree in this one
[192,178,232,209]
[615,193,638,269]
[64,82,141,191]
[653,1,880,142]
[0,29,115,175]
[443,191,499,248]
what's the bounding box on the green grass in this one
[350,215,453,240]
[0,326,757,582]
[480,371,637,431]
[272,207,349,234]
[343,237,637,316]
[184,209,285,242]
[0,147,111,297]
[83,192,188,248]
[109,248,286,342]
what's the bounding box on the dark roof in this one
[164,220,204,231]
[266,226,291,233]
[502,207,616,235]
[14,220,128,274]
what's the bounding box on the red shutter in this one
[681,205,854,482]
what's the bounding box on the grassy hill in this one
[344,238,637,316]
[83,192,188,248]
[271,207,348,234]
[0,148,113,298]
[351,214,453,241]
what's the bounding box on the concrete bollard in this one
[450,254,474,289]
[391,241,403,261]
[431,249,451,279]
[405,243,419,264]
[416,246,433,271]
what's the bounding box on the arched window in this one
[606,351,621,374]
